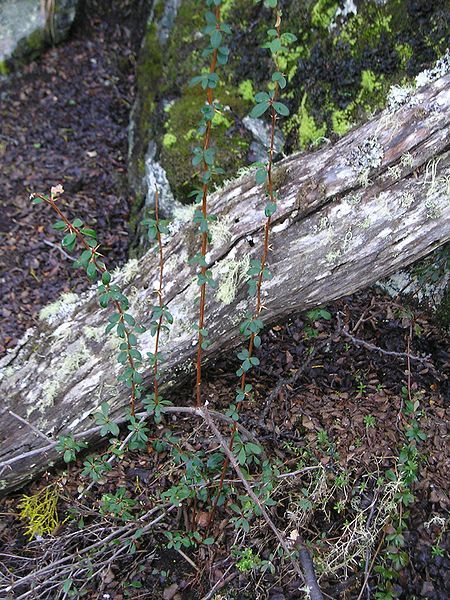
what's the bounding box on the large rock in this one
[127,0,183,229]
[0,0,79,72]
[128,0,449,243]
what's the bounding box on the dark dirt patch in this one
[0,0,150,355]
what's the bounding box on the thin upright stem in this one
[152,188,165,406]
[195,5,221,409]
[34,192,138,414]
[208,11,282,526]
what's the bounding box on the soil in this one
[0,1,448,599]
[0,0,149,355]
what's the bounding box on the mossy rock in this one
[280,0,449,150]
[128,20,163,195]
[160,86,251,200]
[131,0,449,208]
[379,244,450,322]
[0,0,79,70]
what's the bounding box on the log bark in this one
[1,75,449,494]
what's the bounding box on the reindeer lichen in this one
[325,249,342,265]
[400,152,414,168]
[387,165,402,180]
[358,216,371,229]
[215,254,250,305]
[399,192,414,209]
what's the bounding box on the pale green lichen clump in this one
[215,255,250,305]
[83,325,104,342]
[172,203,196,223]
[210,216,232,247]
[112,258,140,284]
[39,292,79,324]
[349,136,384,187]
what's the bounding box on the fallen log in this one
[1,75,449,494]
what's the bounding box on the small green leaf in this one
[190,74,205,87]
[254,91,270,103]
[249,102,270,118]
[62,232,76,247]
[282,32,297,44]
[86,262,97,279]
[203,148,215,165]
[81,228,97,238]
[123,313,135,326]
[265,201,277,217]
[256,169,267,184]
[273,102,289,116]
[205,10,216,24]
[203,537,215,545]
[272,71,287,89]
[53,220,67,230]
[211,29,222,48]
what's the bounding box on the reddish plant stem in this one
[208,14,282,526]
[152,188,165,407]
[195,5,221,409]
[34,192,138,414]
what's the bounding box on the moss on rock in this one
[132,0,449,208]
[282,0,449,151]
[160,85,251,200]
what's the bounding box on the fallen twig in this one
[8,410,53,443]
[200,565,236,600]
[293,537,325,600]
[0,504,174,596]
[337,313,434,368]
[199,406,317,588]
[42,239,76,261]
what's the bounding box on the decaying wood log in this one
[1,75,449,494]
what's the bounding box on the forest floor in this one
[0,2,449,600]
[0,0,148,354]
[1,290,448,599]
